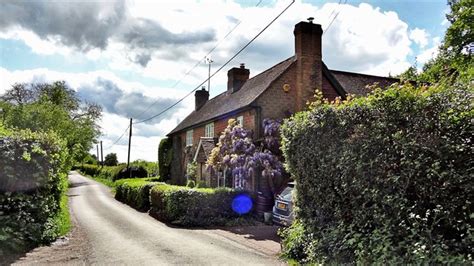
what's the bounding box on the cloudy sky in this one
[0,0,449,162]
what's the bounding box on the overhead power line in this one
[324,0,347,34]
[132,0,265,121]
[133,0,295,125]
[103,124,130,150]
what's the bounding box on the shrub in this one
[77,164,101,176]
[280,83,473,264]
[75,164,148,181]
[0,128,69,258]
[114,165,148,181]
[149,184,251,226]
[158,138,172,181]
[114,178,159,211]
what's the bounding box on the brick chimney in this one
[294,18,323,111]
[195,86,209,111]
[227,63,250,93]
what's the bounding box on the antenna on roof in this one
[307,17,314,23]
[206,57,213,95]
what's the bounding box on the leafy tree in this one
[399,0,473,84]
[0,81,102,164]
[104,153,118,166]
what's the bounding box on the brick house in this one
[167,20,399,189]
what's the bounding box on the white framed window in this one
[205,122,214,137]
[186,130,193,146]
[236,115,244,126]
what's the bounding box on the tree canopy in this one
[398,0,473,84]
[0,81,102,165]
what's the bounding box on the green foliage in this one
[131,159,157,177]
[399,0,473,85]
[280,83,473,264]
[158,138,173,181]
[75,163,149,181]
[186,161,197,180]
[149,184,251,226]
[104,153,118,166]
[76,164,101,176]
[0,81,102,165]
[115,178,159,211]
[0,128,70,258]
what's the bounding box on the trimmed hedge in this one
[114,178,159,211]
[149,184,250,226]
[0,128,69,258]
[280,84,473,264]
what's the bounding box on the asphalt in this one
[55,172,282,265]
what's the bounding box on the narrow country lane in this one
[15,172,283,265]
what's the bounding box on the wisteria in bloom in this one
[207,118,287,194]
[253,119,285,195]
[207,119,255,189]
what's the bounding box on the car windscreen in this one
[279,187,293,201]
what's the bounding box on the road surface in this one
[14,172,282,265]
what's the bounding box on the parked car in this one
[272,182,295,226]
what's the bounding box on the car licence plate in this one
[277,202,287,210]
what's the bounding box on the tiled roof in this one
[330,70,400,96]
[168,56,296,135]
[194,137,216,163]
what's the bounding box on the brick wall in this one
[322,74,340,100]
[256,65,297,124]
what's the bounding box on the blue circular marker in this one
[232,194,253,215]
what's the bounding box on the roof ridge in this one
[329,68,399,80]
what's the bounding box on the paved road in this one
[19,172,282,265]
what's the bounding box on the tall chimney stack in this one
[227,63,250,93]
[195,86,209,111]
[294,18,323,111]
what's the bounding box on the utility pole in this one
[96,144,99,163]
[206,57,213,95]
[100,141,103,166]
[127,118,132,178]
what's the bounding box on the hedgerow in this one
[75,164,148,181]
[149,184,252,226]
[114,178,159,211]
[280,83,473,264]
[0,128,69,259]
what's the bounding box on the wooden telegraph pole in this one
[96,144,99,163]
[100,141,103,166]
[127,118,132,178]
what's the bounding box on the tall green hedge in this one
[280,83,473,264]
[0,128,69,258]
[158,138,172,182]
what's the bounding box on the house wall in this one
[322,74,340,100]
[255,65,297,122]
[170,108,258,185]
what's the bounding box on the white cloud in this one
[417,37,441,65]
[1,0,426,160]
[0,67,193,162]
[409,28,429,48]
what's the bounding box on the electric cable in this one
[133,0,295,125]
